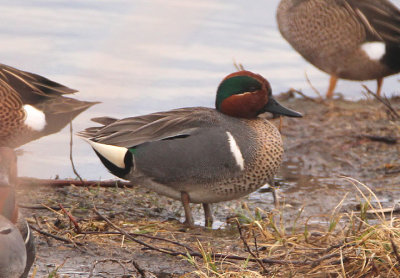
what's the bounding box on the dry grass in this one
[25,178,400,277]
[183,178,400,277]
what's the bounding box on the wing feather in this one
[345,0,400,44]
[0,64,77,105]
[79,107,219,148]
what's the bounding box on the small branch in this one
[88,259,128,278]
[34,214,52,246]
[131,260,147,278]
[252,229,260,258]
[59,203,81,234]
[362,85,400,120]
[93,207,183,256]
[236,220,268,274]
[359,134,397,145]
[322,241,356,254]
[305,71,323,99]
[81,231,194,252]
[18,177,132,188]
[288,88,326,106]
[311,252,342,267]
[29,224,84,246]
[69,122,84,183]
[390,235,400,266]
[18,204,67,210]
[93,208,349,266]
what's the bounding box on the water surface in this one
[1,0,399,179]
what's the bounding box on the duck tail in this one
[85,139,133,179]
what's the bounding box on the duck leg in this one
[0,149,34,278]
[0,147,17,186]
[272,187,280,209]
[7,149,17,186]
[268,178,280,209]
[181,192,194,227]
[202,203,213,227]
[326,75,338,99]
[376,77,383,97]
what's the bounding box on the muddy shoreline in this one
[17,95,400,277]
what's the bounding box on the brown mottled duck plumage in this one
[0,63,98,148]
[277,0,400,98]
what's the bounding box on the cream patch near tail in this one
[86,139,128,169]
[361,42,386,61]
[23,105,46,131]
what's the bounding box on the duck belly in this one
[134,178,271,204]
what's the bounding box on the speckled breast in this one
[206,118,283,203]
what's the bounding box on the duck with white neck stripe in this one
[79,71,302,227]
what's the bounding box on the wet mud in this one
[17,95,400,277]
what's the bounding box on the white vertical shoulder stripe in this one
[226,131,245,170]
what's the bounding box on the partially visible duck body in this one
[0,63,98,148]
[0,215,26,278]
[0,148,35,278]
[0,63,95,276]
[80,71,302,227]
[277,0,400,98]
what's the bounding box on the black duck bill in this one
[262,97,302,117]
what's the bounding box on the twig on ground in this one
[94,206,184,256]
[81,231,194,252]
[252,228,260,258]
[29,224,84,246]
[288,88,327,106]
[278,116,283,133]
[365,206,400,214]
[310,251,342,267]
[362,85,400,120]
[359,134,398,145]
[390,235,400,266]
[18,204,68,210]
[34,214,52,247]
[304,71,323,99]
[88,259,128,278]
[93,207,342,266]
[131,259,147,278]
[236,220,268,274]
[322,241,356,254]
[69,122,84,183]
[18,177,132,188]
[59,203,81,233]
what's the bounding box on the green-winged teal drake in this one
[80,71,302,227]
[0,148,35,278]
[0,63,98,148]
[277,0,400,98]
